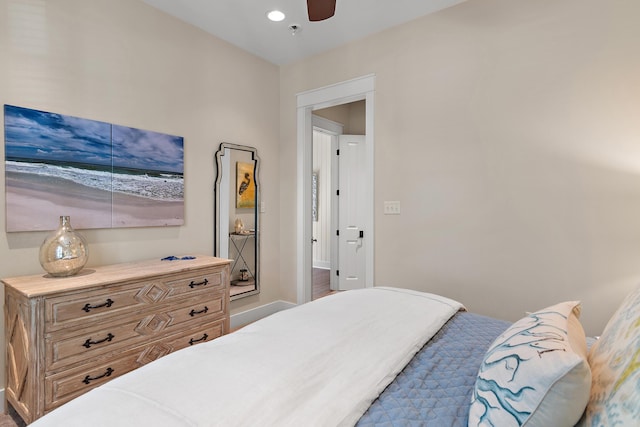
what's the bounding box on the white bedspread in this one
[31,287,464,427]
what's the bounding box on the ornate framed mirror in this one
[214,143,260,300]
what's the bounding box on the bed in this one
[29,285,639,427]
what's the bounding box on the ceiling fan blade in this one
[307,0,336,21]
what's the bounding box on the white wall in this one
[280,0,640,336]
[0,0,281,389]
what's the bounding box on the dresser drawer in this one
[44,319,226,411]
[46,285,142,329]
[45,350,141,411]
[46,293,226,371]
[167,317,225,349]
[45,267,225,331]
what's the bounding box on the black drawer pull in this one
[82,367,114,385]
[189,306,209,317]
[83,333,115,349]
[189,333,208,346]
[188,278,209,288]
[82,298,114,313]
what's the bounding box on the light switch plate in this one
[384,201,400,215]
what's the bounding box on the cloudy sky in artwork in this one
[112,125,183,173]
[4,105,183,173]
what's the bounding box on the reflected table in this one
[229,232,255,292]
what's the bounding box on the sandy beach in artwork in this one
[6,172,184,232]
[112,191,184,228]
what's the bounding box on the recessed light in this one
[267,10,285,22]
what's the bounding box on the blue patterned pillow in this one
[579,285,640,426]
[468,301,591,427]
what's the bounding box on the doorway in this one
[296,74,375,305]
[311,118,340,299]
[312,104,367,299]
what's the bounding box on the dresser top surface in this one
[2,255,230,297]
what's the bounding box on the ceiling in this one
[140,0,466,65]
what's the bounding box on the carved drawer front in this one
[45,268,225,331]
[159,293,224,328]
[46,293,225,370]
[44,319,226,411]
[47,319,145,371]
[45,350,140,410]
[161,269,225,298]
[46,284,145,329]
[165,318,226,350]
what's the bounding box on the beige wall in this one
[280,0,640,336]
[0,0,281,390]
[314,100,366,135]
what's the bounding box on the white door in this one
[337,135,367,290]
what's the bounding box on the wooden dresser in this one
[2,255,230,423]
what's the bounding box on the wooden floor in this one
[313,267,334,300]
[0,405,26,427]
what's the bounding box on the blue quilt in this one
[357,312,511,426]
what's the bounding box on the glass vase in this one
[39,216,89,277]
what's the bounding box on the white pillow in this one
[580,285,640,426]
[468,301,591,427]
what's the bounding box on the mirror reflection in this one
[214,143,260,300]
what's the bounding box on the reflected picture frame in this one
[236,161,255,209]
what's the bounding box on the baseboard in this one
[0,388,4,412]
[313,262,330,270]
[230,300,296,329]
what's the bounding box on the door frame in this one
[296,74,375,304]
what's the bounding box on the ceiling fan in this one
[307,0,336,21]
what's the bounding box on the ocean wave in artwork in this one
[6,160,184,202]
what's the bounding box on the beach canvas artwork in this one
[236,161,255,209]
[4,105,184,232]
